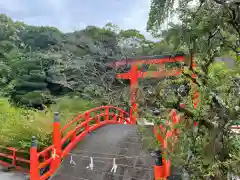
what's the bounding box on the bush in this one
[0,97,99,151]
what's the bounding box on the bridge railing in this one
[0,145,30,173]
[153,109,181,179]
[30,106,130,180]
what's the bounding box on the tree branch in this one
[181,71,201,86]
[178,106,215,130]
[213,0,227,5]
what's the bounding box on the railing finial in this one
[31,136,37,147]
[54,112,60,122]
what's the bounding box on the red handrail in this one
[29,106,130,180]
[1,104,238,180]
[0,145,30,173]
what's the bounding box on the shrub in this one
[0,97,99,151]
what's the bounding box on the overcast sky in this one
[0,0,154,39]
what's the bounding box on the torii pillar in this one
[116,64,139,124]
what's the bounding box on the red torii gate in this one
[114,53,186,124]
[112,53,200,179]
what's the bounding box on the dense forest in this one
[0,13,178,109]
[0,0,240,179]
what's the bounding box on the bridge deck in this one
[0,167,26,180]
[50,124,154,180]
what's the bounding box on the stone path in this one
[0,166,26,180]
[50,124,154,180]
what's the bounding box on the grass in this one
[0,97,99,152]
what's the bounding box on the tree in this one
[20,25,63,50]
[147,0,240,179]
[10,56,51,108]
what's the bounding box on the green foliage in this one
[119,29,145,41]
[146,1,240,178]
[51,97,99,114]
[20,25,63,50]
[0,97,98,151]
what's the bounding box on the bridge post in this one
[30,136,40,180]
[105,107,109,121]
[153,150,164,180]
[85,112,90,131]
[119,110,124,124]
[51,112,62,171]
[163,159,171,179]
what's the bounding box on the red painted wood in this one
[108,55,185,68]
[154,165,164,179]
[0,146,30,173]
[30,146,40,180]
[51,121,61,172]
[30,106,130,180]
